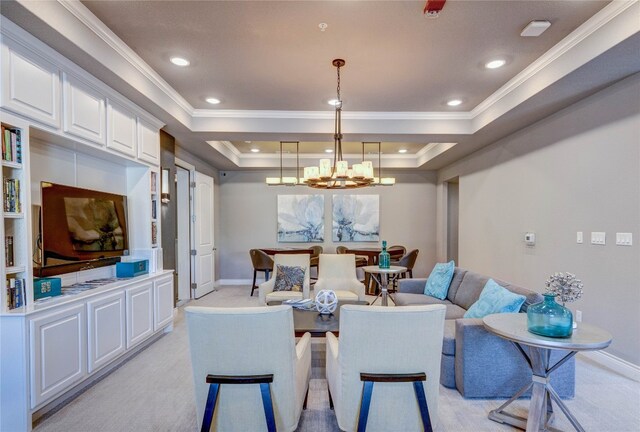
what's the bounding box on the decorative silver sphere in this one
[315,289,338,314]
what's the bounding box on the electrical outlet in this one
[576,310,582,322]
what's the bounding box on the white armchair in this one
[258,254,311,305]
[326,304,446,432]
[185,305,311,432]
[314,254,366,301]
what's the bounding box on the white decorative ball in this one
[315,289,338,314]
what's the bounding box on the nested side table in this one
[362,265,406,306]
[483,313,612,432]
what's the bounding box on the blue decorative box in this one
[116,259,149,278]
[33,277,62,300]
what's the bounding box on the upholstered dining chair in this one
[259,253,311,305]
[309,245,323,279]
[326,304,446,432]
[391,249,419,291]
[249,249,274,296]
[186,305,312,432]
[388,245,407,256]
[314,254,366,301]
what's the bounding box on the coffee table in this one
[267,300,368,337]
[483,313,612,432]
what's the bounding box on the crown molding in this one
[470,0,639,119]
[57,0,194,117]
[192,109,472,121]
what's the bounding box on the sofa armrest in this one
[398,278,427,294]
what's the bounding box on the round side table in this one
[362,265,406,306]
[483,313,612,432]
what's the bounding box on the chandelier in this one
[265,59,395,188]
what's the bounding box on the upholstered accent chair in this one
[249,249,274,296]
[326,304,446,431]
[314,254,366,301]
[259,254,311,305]
[185,305,312,432]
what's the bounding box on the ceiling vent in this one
[423,0,446,18]
[521,20,551,37]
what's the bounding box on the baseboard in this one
[217,279,262,286]
[579,351,640,382]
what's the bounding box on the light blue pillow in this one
[464,279,526,319]
[424,261,455,299]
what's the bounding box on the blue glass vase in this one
[378,240,390,269]
[527,293,573,338]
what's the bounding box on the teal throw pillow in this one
[273,265,306,292]
[464,279,526,319]
[424,261,455,299]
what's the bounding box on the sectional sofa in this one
[395,267,575,398]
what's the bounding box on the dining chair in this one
[336,246,367,267]
[391,249,419,291]
[259,253,311,305]
[249,249,274,296]
[314,254,366,301]
[388,245,407,256]
[326,304,446,432]
[186,305,311,432]
[309,245,323,279]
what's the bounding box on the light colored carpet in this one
[33,285,640,432]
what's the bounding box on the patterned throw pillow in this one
[464,279,526,319]
[273,265,306,292]
[424,261,455,299]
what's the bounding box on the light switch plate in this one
[616,233,633,246]
[591,232,606,245]
[577,232,583,244]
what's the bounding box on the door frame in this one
[175,157,196,303]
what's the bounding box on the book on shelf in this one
[150,171,157,194]
[6,277,26,310]
[1,125,22,164]
[151,221,158,245]
[5,235,13,267]
[152,198,157,219]
[3,178,21,213]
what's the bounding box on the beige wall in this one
[217,170,437,281]
[437,73,640,365]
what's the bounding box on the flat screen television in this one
[38,182,129,272]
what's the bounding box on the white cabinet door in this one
[107,100,137,157]
[153,276,174,331]
[126,281,154,349]
[1,42,60,128]
[87,291,126,373]
[137,118,160,166]
[62,73,106,145]
[30,304,86,408]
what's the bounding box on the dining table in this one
[259,247,314,255]
[345,247,405,294]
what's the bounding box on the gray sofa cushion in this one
[446,267,467,303]
[394,293,451,306]
[444,304,466,320]
[453,271,542,311]
[442,319,456,356]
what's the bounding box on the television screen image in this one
[64,197,125,251]
[40,182,129,266]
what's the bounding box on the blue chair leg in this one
[260,383,277,432]
[201,383,220,432]
[413,381,433,432]
[357,381,375,432]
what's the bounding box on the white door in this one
[176,167,191,301]
[193,171,215,298]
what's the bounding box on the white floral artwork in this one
[277,195,325,242]
[332,195,379,242]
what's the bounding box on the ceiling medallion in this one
[265,59,395,188]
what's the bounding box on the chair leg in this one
[250,270,257,296]
[413,380,433,432]
[259,383,277,432]
[201,383,220,432]
[303,385,310,410]
[357,381,375,432]
[328,387,334,410]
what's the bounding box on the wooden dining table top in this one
[259,247,314,255]
[345,247,404,258]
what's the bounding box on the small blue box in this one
[34,277,62,300]
[116,259,149,278]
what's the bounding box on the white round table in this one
[362,265,406,306]
[483,313,612,432]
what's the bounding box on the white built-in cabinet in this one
[153,276,174,331]
[62,73,106,146]
[87,291,126,374]
[30,304,86,408]
[137,118,160,165]
[107,100,137,157]
[126,281,154,349]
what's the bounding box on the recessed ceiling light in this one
[447,99,462,107]
[206,97,221,105]
[170,57,190,67]
[250,148,260,153]
[485,59,506,69]
[325,149,333,153]
[245,141,252,144]
[327,99,340,106]
[398,149,408,154]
